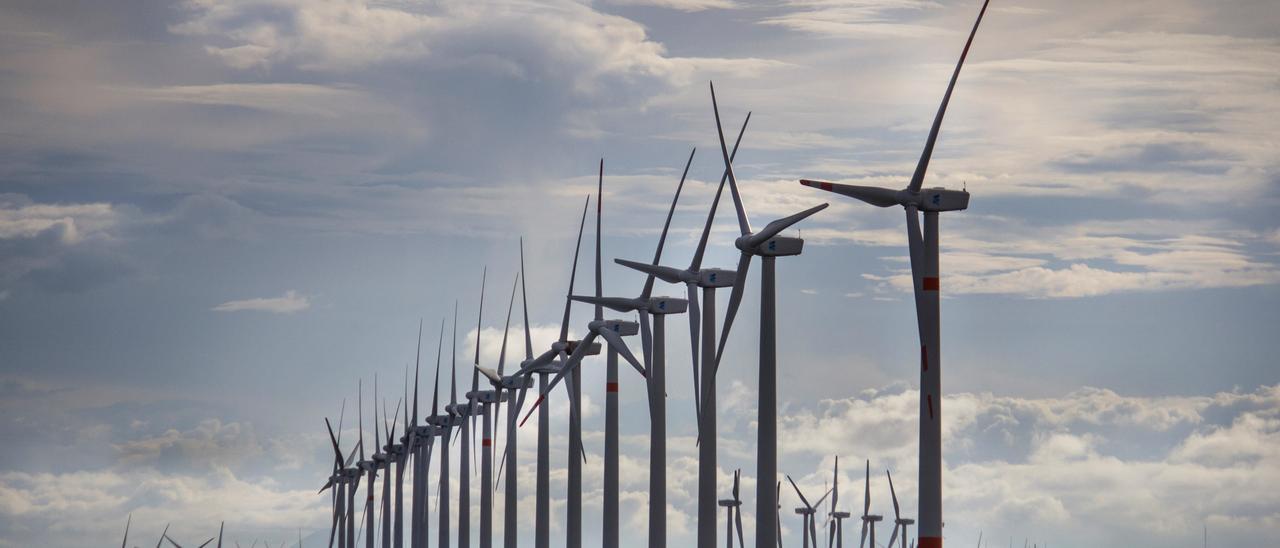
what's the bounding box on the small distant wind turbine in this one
[886,470,914,548]
[718,470,746,548]
[828,457,852,548]
[859,461,882,548]
[788,475,833,548]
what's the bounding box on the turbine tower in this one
[461,268,489,548]
[708,82,829,548]
[798,4,991,547]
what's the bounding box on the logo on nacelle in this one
[658,300,666,310]
[932,193,941,205]
[768,240,776,251]
[709,273,717,283]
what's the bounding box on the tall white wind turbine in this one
[578,156,693,548]
[798,4,991,547]
[707,82,829,548]
[886,469,914,548]
[788,475,833,548]
[530,160,647,547]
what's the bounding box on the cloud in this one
[0,194,134,294]
[808,215,1280,298]
[212,290,310,314]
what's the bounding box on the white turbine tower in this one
[719,470,746,548]
[798,3,991,547]
[707,82,829,548]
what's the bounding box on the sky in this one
[1,0,1279,546]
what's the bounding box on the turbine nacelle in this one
[498,374,536,390]
[647,295,688,315]
[695,267,736,288]
[738,234,805,257]
[466,389,507,404]
[564,339,602,357]
[799,180,970,212]
[594,319,639,337]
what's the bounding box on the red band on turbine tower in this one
[923,277,940,291]
[606,382,619,393]
[927,394,935,420]
[482,438,491,447]
[919,537,943,548]
[921,346,928,372]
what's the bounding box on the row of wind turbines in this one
[313,1,992,547]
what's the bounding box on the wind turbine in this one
[886,470,914,548]
[707,82,829,548]
[432,303,467,548]
[828,457,851,548]
[519,194,601,548]
[612,118,749,548]
[458,268,489,548]
[527,160,646,547]
[718,470,746,548]
[476,270,525,548]
[788,475,833,548]
[477,240,539,548]
[380,394,402,548]
[859,461,882,548]
[467,268,509,548]
[354,379,380,548]
[413,320,448,548]
[798,3,991,547]
[587,154,694,548]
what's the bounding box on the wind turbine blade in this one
[833,456,840,513]
[563,367,588,463]
[450,301,459,408]
[887,525,899,548]
[906,0,990,194]
[431,317,444,417]
[814,487,833,510]
[520,237,534,360]
[121,514,131,548]
[560,196,590,342]
[217,522,223,548]
[642,147,695,299]
[860,521,868,548]
[595,158,605,322]
[358,378,365,462]
[476,365,502,385]
[686,281,701,429]
[799,180,899,208]
[735,507,745,548]
[346,440,361,467]
[155,523,170,548]
[569,295,638,314]
[863,460,871,516]
[637,308,650,376]
[745,203,829,249]
[692,112,750,270]
[810,518,818,548]
[498,272,519,376]
[475,266,487,367]
[787,475,812,509]
[598,327,646,378]
[712,252,752,374]
[413,319,422,428]
[829,518,836,548]
[614,258,683,284]
[887,469,900,520]
[709,81,751,236]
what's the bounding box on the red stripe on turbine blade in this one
[927,394,935,420]
[923,277,939,291]
[921,345,928,372]
[919,537,943,548]
[482,439,491,447]
[820,182,832,191]
[606,382,619,393]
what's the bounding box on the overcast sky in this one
[2,0,1279,546]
